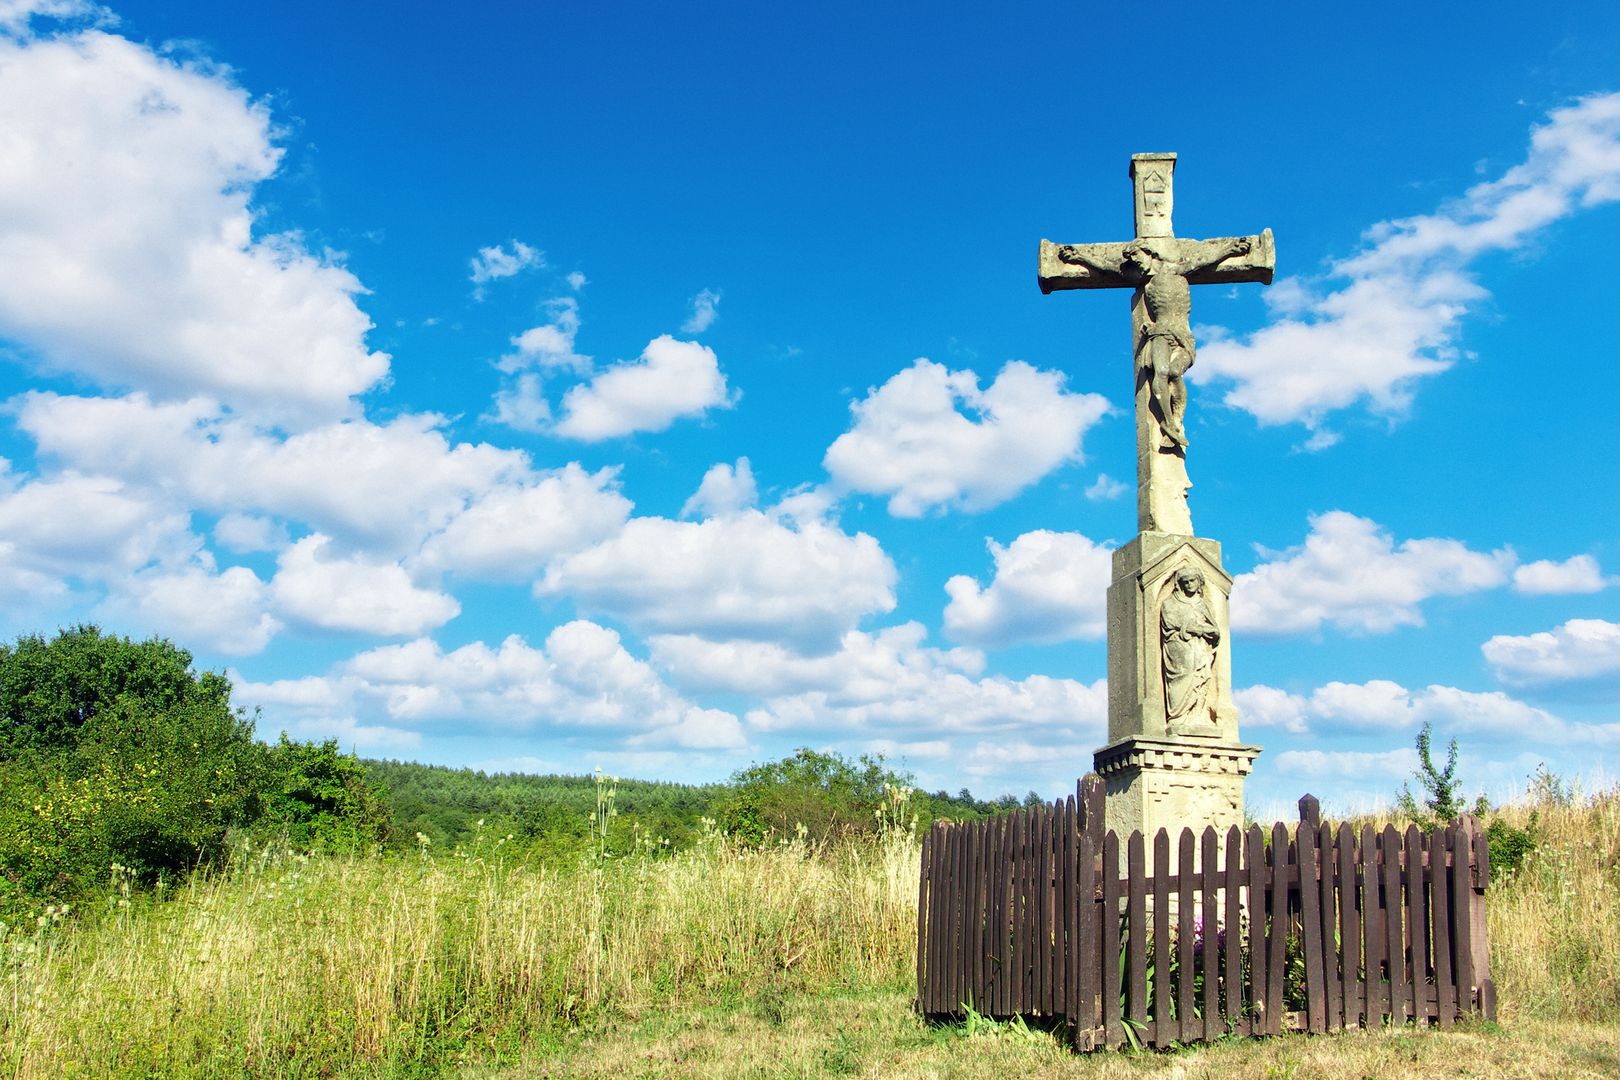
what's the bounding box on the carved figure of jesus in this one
[1059,235,1251,450]
[1160,567,1220,724]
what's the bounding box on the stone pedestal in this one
[1094,736,1259,844]
[1096,531,1260,844]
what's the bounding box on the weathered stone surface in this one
[1037,152,1274,539]
[1037,153,1273,848]
[1095,736,1259,844]
[1105,532,1240,745]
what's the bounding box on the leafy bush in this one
[255,736,393,851]
[1485,814,1539,882]
[718,748,904,843]
[0,627,258,918]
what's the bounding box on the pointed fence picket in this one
[916,775,1496,1051]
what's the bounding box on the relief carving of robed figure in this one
[1160,567,1220,724]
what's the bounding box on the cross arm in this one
[1037,228,1275,294]
[1173,229,1275,286]
[1036,239,1136,293]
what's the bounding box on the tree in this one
[257,736,393,851]
[0,624,231,759]
[1397,721,1464,825]
[0,627,258,913]
[718,748,904,843]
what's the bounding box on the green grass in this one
[2,786,1616,1078]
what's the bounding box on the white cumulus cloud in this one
[239,623,745,751]
[0,23,388,425]
[681,458,757,519]
[648,621,1106,748]
[415,465,631,581]
[270,534,460,636]
[552,335,734,440]
[538,510,896,649]
[943,530,1112,648]
[1232,511,1512,635]
[18,392,531,555]
[469,239,543,295]
[1482,618,1620,687]
[1512,554,1611,595]
[823,358,1110,517]
[100,564,280,656]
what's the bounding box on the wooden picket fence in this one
[916,774,1496,1050]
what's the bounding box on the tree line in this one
[0,626,1008,921]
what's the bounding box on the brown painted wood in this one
[1050,803,1064,1016]
[1177,828,1196,1040]
[1041,803,1054,1016]
[1062,799,1075,1029]
[1202,826,1219,1044]
[1266,822,1288,1036]
[1054,803,1065,1018]
[1024,808,1038,1013]
[1127,829,1148,1043]
[1077,831,1098,1030]
[974,819,989,1012]
[1060,799,1073,1024]
[1382,826,1407,1025]
[986,815,1000,1015]
[1050,802,1062,1018]
[1030,809,1043,1016]
[1081,774,1105,846]
[1103,831,1122,1048]
[920,822,933,1010]
[1337,822,1360,1029]
[1151,829,1170,1047]
[966,821,979,1013]
[1318,821,1341,1032]
[1361,823,1384,1028]
[1405,825,1428,1024]
[1014,809,1030,1014]
[977,818,992,1015]
[948,821,964,1013]
[1431,825,1454,1028]
[946,822,959,1016]
[1025,808,1039,1013]
[933,829,946,1016]
[1246,824,1267,1036]
[1223,825,1243,1035]
[1452,822,1475,1017]
[1296,821,1326,1033]
[1298,794,1321,832]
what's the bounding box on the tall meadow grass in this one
[2,825,918,1076]
[2,786,1615,1076]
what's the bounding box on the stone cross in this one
[1037,153,1274,536]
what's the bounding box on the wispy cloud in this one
[469,240,543,298]
[1198,92,1620,440]
[681,287,721,333]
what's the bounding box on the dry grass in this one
[2,785,1616,1078]
[1483,791,1620,1021]
[1,829,917,1076]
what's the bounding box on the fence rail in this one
[916,775,1495,1050]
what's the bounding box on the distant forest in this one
[363,751,1028,857]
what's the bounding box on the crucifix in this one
[1037,153,1274,536]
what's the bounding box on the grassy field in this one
[2,788,1616,1077]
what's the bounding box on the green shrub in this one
[255,736,393,851]
[0,627,258,919]
[1485,813,1540,882]
[718,748,902,843]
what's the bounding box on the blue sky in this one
[0,1,1614,812]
